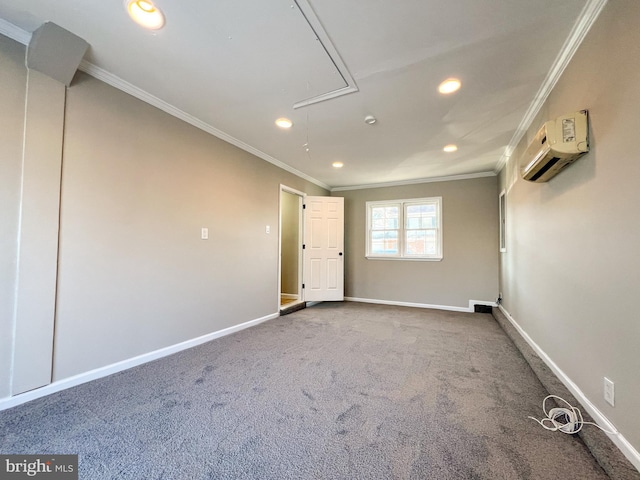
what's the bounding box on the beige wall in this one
[280,191,300,295]
[499,0,640,457]
[338,176,499,308]
[0,34,327,393]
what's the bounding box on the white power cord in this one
[528,395,617,435]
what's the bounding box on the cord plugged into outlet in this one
[529,395,617,435]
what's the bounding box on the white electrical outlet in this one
[604,377,615,406]
[201,227,209,240]
[265,225,270,234]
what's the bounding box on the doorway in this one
[279,186,304,310]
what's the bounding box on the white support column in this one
[11,69,66,395]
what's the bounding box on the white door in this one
[303,196,344,301]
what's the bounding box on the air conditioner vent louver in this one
[529,157,560,182]
[520,111,589,183]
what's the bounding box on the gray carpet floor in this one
[1,302,610,479]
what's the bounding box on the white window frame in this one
[366,197,442,261]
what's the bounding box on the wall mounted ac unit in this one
[521,110,589,182]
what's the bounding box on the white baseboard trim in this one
[0,312,280,412]
[345,297,497,313]
[498,305,640,471]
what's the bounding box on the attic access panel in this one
[0,0,356,110]
[185,0,356,110]
[291,0,358,108]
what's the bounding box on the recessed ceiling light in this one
[275,117,293,129]
[438,78,461,94]
[126,0,165,30]
[332,161,344,168]
[443,144,458,153]
[364,115,377,125]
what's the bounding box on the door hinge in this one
[302,284,305,289]
[303,204,306,209]
[302,244,306,249]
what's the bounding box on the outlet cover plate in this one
[604,377,615,407]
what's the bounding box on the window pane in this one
[371,206,398,230]
[406,203,437,230]
[406,229,436,255]
[371,230,398,255]
[422,216,436,228]
[407,216,420,229]
[407,204,435,215]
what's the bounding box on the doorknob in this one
[339,252,343,256]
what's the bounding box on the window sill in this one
[365,256,442,262]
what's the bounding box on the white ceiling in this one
[0,0,601,189]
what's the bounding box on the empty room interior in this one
[1,0,639,478]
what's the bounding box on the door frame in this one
[278,185,306,310]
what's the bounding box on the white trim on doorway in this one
[278,185,306,310]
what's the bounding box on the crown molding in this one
[0,18,31,44]
[0,19,330,191]
[78,61,331,190]
[494,0,608,175]
[2,1,607,192]
[331,171,496,192]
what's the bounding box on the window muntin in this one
[366,197,442,260]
